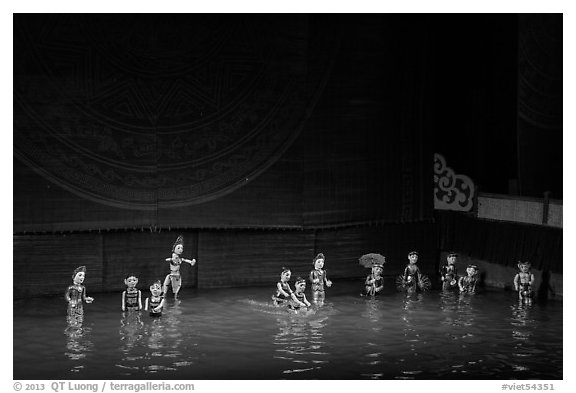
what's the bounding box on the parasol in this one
[359,253,386,268]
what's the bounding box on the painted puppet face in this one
[295,281,306,293]
[281,270,291,282]
[314,258,324,270]
[372,266,383,276]
[73,271,85,284]
[447,255,456,265]
[125,276,138,288]
[518,263,531,273]
[408,253,418,264]
[174,244,184,255]
[466,267,477,276]
[150,283,162,296]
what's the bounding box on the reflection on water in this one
[119,311,144,350]
[509,301,538,373]
[359,299,386,379]
[273,304,330,376]
[114,298,198,376]
[64,305,93,374]
[14,284,563,380]
[397,293,425,379]
[143,299,196,374]
[116,311,144,374]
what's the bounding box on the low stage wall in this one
[14,222,438,298]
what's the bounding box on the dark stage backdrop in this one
[437,211,562,274]
[14,15,434,232]
[517,14,563,198]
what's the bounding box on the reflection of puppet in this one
[119,311,144,350]
[514,261,535,302]
[163,235,196,298]
[145,281,165,317]
[363,263,384,296]
[121,274,143,311]
[459,265,479,294]
[309,253,332,304]
[65,266,94,323]
[272,267,293,306]
[440,252,459,290]
[289,277,311,310]
[397,251,431,292]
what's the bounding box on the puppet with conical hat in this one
[163,235,197,298]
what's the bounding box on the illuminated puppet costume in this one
[458,264,479,294]
[145,280,165,317]
[439,252,459,290]
[64,266,94,325]
[396,251,431,292]
[163,235,196,298]
[289,277,311,310]
[363,262,385,296]
[272,267,293,306]
[514,261,535,301]
[121,274,142,311]
[309,253,332,304]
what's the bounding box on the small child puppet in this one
[272,267,293,306]
[145,280,165,317]
[121,274,143,311]
[289,277,312,311]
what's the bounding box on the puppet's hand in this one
[86,297,94,303]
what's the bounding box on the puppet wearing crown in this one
[65,266,94,324]
[163,235,197,298]
[65,266,94,307]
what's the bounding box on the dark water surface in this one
[13,282,562,379]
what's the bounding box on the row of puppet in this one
[272,253,332,310]
[437,252,535,303]
[359,251,534,302]
[65,235,195,317]
[64,236,537,316]
[274,251,535,308]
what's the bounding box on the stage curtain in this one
[518,14,563,198]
